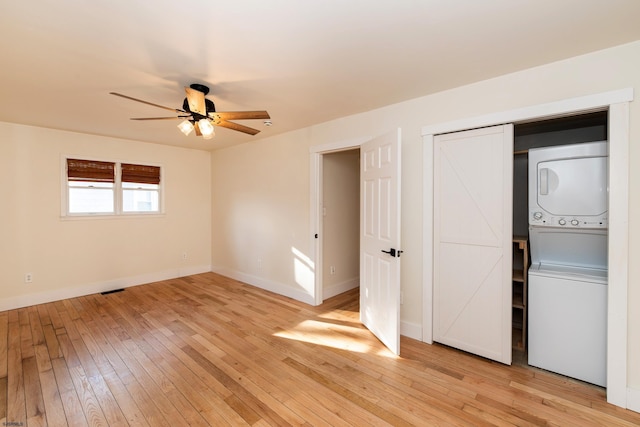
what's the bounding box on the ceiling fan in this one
[110,84,270,139]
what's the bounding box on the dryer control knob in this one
[533,212,543,220]
[571,219,579,226]
[558,219,566,226]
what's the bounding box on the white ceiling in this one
[2,1,640,150]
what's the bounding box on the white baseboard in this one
[324,277,359,299]
[0,264,212,312]
[401,320,422,340]
[628,386,640,413]
[211,266,316,305]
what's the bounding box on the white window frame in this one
[61,156,165,218]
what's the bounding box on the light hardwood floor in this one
[1,272,639,426]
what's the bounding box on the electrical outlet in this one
[330,266,336,275]
[182,252,187,260]
[25,273,33,283]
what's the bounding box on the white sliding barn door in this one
[433,124,513,364]
[361,129,402,355]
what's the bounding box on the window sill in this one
[60,212,166,221]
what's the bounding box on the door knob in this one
[381,248,396,257]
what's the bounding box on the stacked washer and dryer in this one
[527,141,608,387]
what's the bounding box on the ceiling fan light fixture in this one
[198,118,215,139]
[111,85,268,137]
[177,119,194,136]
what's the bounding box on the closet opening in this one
[511,110,609,388]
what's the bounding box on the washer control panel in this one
[529,211,608,228]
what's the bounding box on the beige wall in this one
[322,149,360,298]
[210,40,640,392]
[0,123,212,309]
[211,129,314,301]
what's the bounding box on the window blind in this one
[121,163,161,185]
[67,159,115,182]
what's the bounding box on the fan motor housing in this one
[190,83,210,95]
[183,98,215,119]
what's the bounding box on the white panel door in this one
[361,129,402,355]
[433,124,513,364]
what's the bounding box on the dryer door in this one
[537,156,607,216]
[528,141,608,228]
[530,156,608,227]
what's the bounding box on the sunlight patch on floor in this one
[274,319,396,358]
[315,311,360,324]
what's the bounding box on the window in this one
[65,158,162,216]
[121,163,161,213]
[67,159,115,214]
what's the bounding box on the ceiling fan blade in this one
[110,92,186,113]
[130,116,189,121]
[184,86,207,116]
[215,119,261,135]
[211,111,271,121]
[194,121,202,136]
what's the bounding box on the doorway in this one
[321,149,360,301]
[310,130,403,355]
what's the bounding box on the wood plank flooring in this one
[1,272,639,426]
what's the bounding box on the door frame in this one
[421,88,633,408]
[310,136,372,305]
